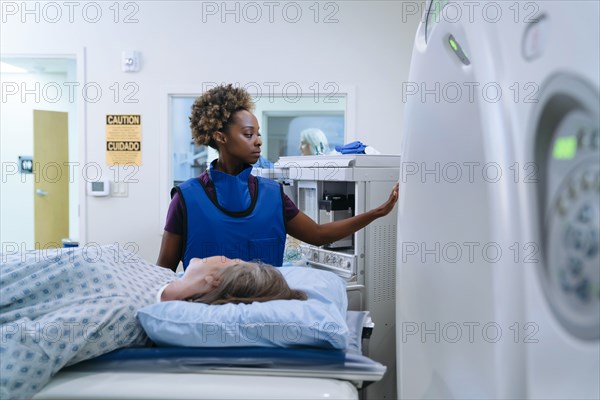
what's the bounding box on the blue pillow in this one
[136,266,349,349]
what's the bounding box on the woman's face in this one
[187,256,236,275]
[220,110,262,164]
[300,140,313,155]
[184,256,239,295]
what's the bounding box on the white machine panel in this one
[397,1,599,399]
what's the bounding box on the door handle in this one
[36,189,48,196]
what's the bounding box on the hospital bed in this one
[33,311,386,400]
[2,246,385,399]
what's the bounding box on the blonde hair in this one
[192,262,307,305]
[300,128,330,155]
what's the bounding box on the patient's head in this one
[192,261,308,305]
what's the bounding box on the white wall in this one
[1,0,422,261]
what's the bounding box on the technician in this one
[157,84,398,271]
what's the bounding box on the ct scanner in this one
[397,1,599,399]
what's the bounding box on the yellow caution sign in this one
[106,114,142,165]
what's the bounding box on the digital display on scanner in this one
[553,136,577,160]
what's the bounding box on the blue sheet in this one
[61,311,385,384]
[60,345,386,383]
[66,346,348,369]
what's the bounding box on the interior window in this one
[265,113,344,160]
[169,93,347,186]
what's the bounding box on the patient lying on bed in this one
[160,256,306,304]
[0,246,306,400]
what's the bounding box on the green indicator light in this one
[447,34,470,65]
[553,136,577,160]
[449,39,458,51]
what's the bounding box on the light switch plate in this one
[111,181,129,197]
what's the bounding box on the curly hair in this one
[189,84,255,149]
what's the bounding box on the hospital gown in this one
[0,245,175,400]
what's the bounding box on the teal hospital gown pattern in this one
[0,245,175,400]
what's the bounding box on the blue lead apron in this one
[175,167,286,269]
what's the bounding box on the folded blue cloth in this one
[335,141,367,154]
